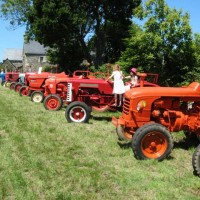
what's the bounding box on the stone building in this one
[23,40,49,72]
[2,49,23,72]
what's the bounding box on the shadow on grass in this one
[174,138,199,150]
[90,115,112,122]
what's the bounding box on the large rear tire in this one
[192,144,200,177]
[65,101,91,123]
[31,91,44,103]
[132,123,173,161]
[43,94,63,111]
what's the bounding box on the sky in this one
[0,0,200,63]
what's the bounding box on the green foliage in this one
[0,0,141,70]
[191,33,200,83]
[0,0,32,26]
[119,0,196,86]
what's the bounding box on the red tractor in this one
[14,72,36,92]
[19,72,68,103]
[4,72,22,88]
[43,71,113,114]
[43,72,159,123]
[192,144,200,177]
[112,81,200,161]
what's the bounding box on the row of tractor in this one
[1,69,200,177]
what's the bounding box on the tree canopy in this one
[119,0,196,86]
[1,0,141,71]
[1,0,200,86]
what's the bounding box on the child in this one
[106,64,125,107]
[124,68,138,91]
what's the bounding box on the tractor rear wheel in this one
[131,123,173,161]
[43,94,63,111]
[14,83,23,92]
[19,86,31,96]
[10,82,16,90]
[65,101,91,123]
[192,144,200,177]
[92,105,110,112]
[31,91,44,103]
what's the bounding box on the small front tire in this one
[65,101,91,123]
[14,83,23,92]
[31,91,44,103]
[132,123,173,161]
[43,94,63,111]
[19,86,31,96]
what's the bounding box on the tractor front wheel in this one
[5,81,11,88]
[43,94,63,111]
[19,86,31,96]
[14,83,23,92]
[10,82,16,90]
[117,125,133,141]
[31,91,44,103]
[132,123,173,161]
[65,102,91,123]
[192,144,200,177]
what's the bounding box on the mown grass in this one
[0,86,199,200]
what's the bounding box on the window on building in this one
[38,56,47,63]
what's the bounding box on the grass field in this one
[0,86,200,200]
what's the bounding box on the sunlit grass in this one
[0,86,199,200]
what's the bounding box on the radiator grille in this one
[66,83,72,102]
[123,98,130,115]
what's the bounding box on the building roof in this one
[24,40,48,55]
[3,49,23,61]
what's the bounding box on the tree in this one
[119,0,195,86]
[1,0,141,70]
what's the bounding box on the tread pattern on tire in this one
[192,144,200,177]
[131,123,174,161]
[65,101,91,123]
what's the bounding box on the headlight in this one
[137,100,147,111]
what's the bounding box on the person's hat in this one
[130,68,137,74]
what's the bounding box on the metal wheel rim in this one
[21,88,29,96]
[46,98,60,109]
[69,106,87,122]
[141,131,167,159]
[15,85,21,92]
[32,93,43,103]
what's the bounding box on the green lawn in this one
[0,86,199,200]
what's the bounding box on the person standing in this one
[1,69,4,74]
[106,64,125,107]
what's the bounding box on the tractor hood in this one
[125,82,200,100]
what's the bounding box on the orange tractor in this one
[112,81,200,161]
